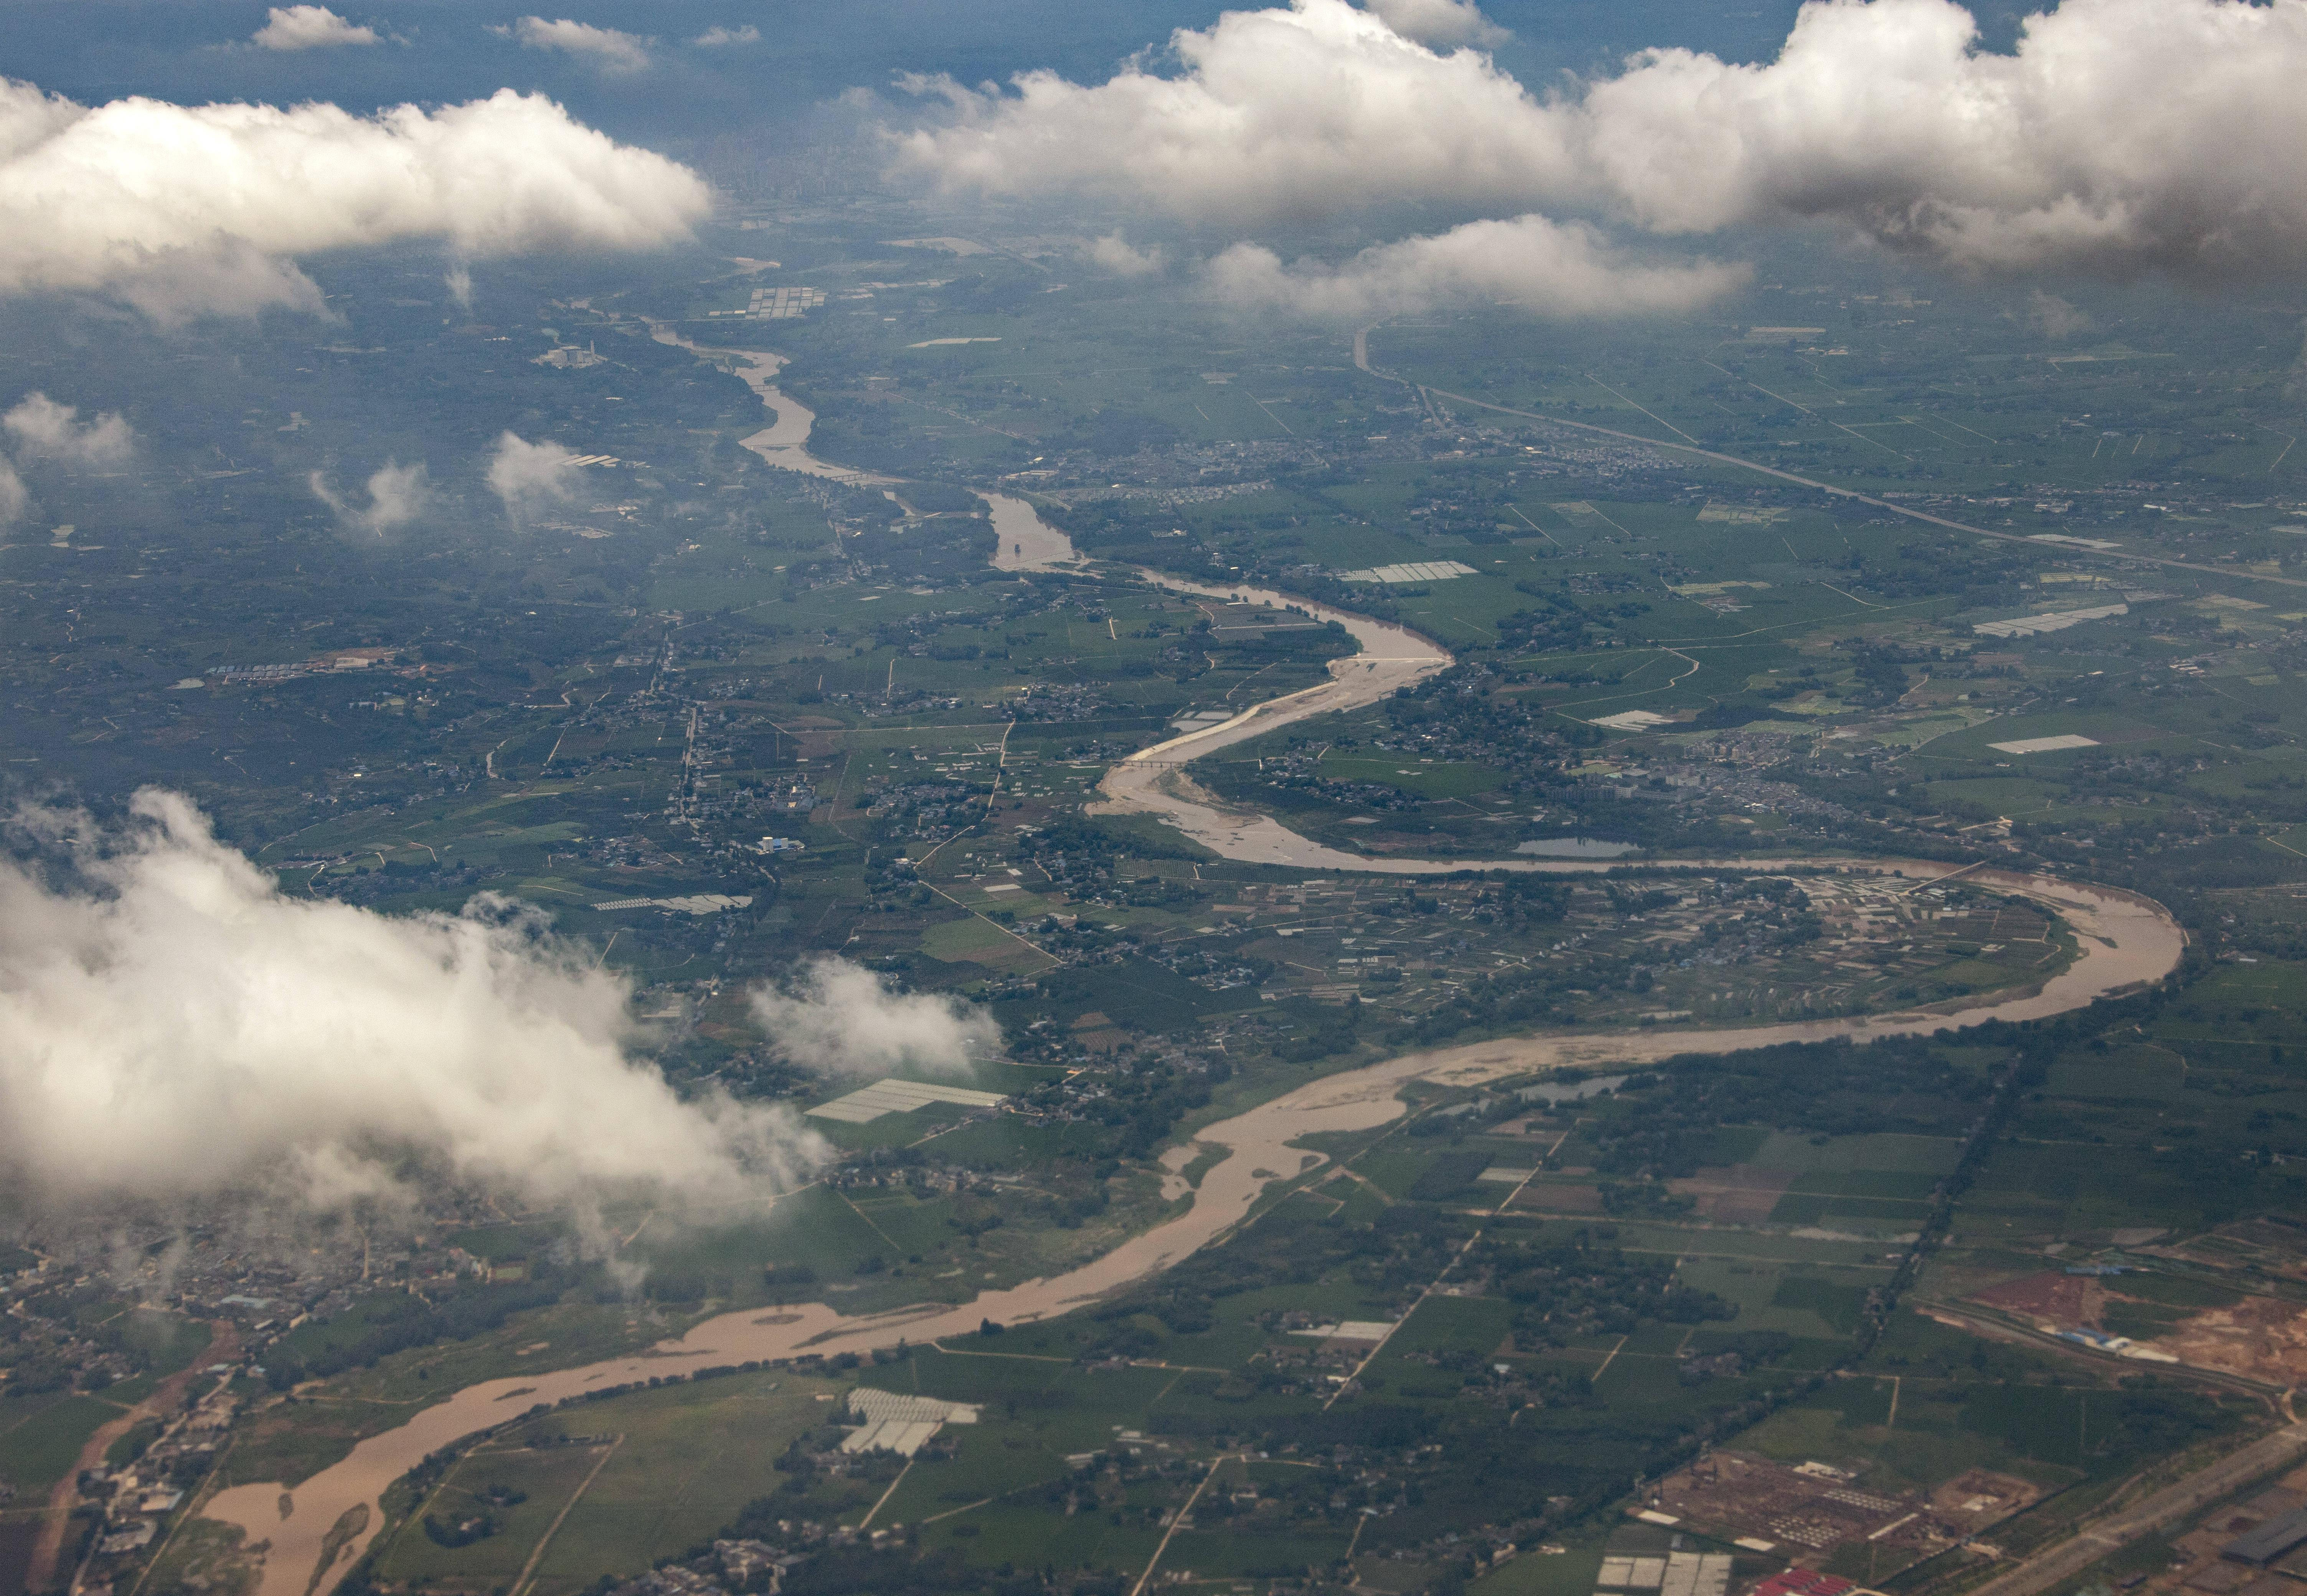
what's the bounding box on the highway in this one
[1963,1422,2307,1596]
[1421,386,2307,596]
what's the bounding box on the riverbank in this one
[201,852,2181,1596]
[186,333,2199,1596]
[641,320,889,486]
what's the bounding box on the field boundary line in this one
[1130,1453,1234,1596]
[857,1459,914,1530]
[509,1434,621,1596]
[835,1190,900,1252]
[922,1494,997,1525]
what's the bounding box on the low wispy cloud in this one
[749,958,1000,1080]
[487,430,583,524]
[251,5,380,50]
[1088,232,1165,277]
[311,460,432,534]
[2025,290,2091,340]
[693,24,760,46]
[0,79,710,321]
[1206,214,1745,321]
[0,460,26,528]
[497,16,653,73]
[3,392,136,467]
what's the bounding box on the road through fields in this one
[1963,1423,2307,1596]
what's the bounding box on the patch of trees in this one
[1208,621,1355,666]
[1275,998,1366,1062]
[264,1270,575,1389]
[1478,1231,1736,1345]
[1583,1035,1993,1179]
[1380,958,1592,1049]
[1015,815,1200,869]
[1083,1060,1226,1159]
[422,1510,500,1548]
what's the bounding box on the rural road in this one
[24,1321,236,1591]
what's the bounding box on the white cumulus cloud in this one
[3,392,136,467]
[1360,0,1506,48]
[1581,0,2307,278]
[894,0,1578,228]
[749,958,999,1080]
[1089,232,1165,277]
[0,791,830,1211]
[0,79,710,320]
[311,459,432,534]
[693,24,760,46]
[1206,214,1745,321]
[487,430,583,524]
[498,16,653,73]
[252,6,380,50]
[896,0,2307,284]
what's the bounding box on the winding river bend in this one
[201,346,2190,1596]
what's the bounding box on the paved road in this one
[1965,1423,2307,1596]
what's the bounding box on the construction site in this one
[1644,1452,2042,1569]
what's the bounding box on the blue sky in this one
[0,0,1821,144]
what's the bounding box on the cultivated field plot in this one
[362,1370,851,1596]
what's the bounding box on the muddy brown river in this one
[200,349,2190,1596]
[206,867,2179,1596]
